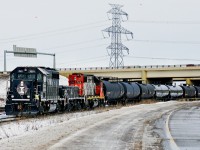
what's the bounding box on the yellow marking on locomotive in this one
[87,96,105,100]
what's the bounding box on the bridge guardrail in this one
[58,64,200,71]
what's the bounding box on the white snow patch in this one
[59,75,68,86]
[0,100,5,107]
[0,111,97,140]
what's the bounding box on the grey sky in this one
[0,0,200,71]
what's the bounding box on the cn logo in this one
[17,81,28,95]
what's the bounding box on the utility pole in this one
[103,4,133,68]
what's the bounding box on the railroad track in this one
[0,114,17,123]
[0,107,17,123]
[0,116,17,123]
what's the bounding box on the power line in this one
[64,57,108,67]
[56,44,107,56]
[57,55,108,66]
[42,38,106,51]
[0,20,108,41]
[132,39,200,45]
[129,20,200,25]
[0,23,109,44]
[0,42,108,62]
[126,55,200,61]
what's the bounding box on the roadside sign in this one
[13,45,37,58]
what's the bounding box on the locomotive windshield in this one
[16,73,36,80]
[12,72,43,81]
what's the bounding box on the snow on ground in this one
[0,101,199,150]
[0,101,177,141]
[0,76,9,101]
[0,100,5,107]
[0,110,98,140]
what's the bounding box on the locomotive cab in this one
[68,73,105,108]
[5,67,59,115]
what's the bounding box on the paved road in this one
[49,102,195,150]
[169,105,200,150]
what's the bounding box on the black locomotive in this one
[5,67,59,115]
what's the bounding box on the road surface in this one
[168,105,200,150]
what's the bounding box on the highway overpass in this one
[59,64,200,85]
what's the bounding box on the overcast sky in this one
[0,0,200,71]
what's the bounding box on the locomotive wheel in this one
[76,102,82,111]
[89,101,94,109]
[98,100,105,107]
[39,106,44,115]
[56,103,62,113]
[66,103,73,112]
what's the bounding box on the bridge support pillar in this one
[142,70,148,84]
[186,78,192,85]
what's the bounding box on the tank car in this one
[5,66,59,115]
[167,85,183,99]
[138,84,155,99]
[194,86,200,98]
[120,82,138,103]
[129,83,141,100]
[103,81,124,104]
[153,85,170,100]
[180,85,196,98]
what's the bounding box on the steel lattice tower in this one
[103,4,133,68]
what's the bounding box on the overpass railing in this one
[58,64,200,71]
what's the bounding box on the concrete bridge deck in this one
[58,64,200,84]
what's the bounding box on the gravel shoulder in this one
[0,101,199,150]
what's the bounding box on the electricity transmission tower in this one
[103,4,133,68]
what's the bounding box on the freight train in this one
[5,66,200,116]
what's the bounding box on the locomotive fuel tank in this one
[103,81,124,101]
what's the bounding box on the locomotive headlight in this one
[27,95,30,98]
[11,95,14,98]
